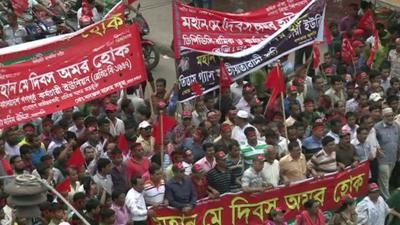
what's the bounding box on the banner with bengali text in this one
[173,0,313,57]
[177,0,325,102]
[0,24,147,129]
[150,162,369,225]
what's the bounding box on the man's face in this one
[383,112,394,125]
[140,127,152,137]
[74,117,85,128]
[253,160,264,172]
[289,146,301,160]
[324,142,336,152]
[6,130,18,145]
[357,130,368,143]
[151,169,163,182]
[347,116,357,127]
[324,54,332,65]
[12,156,25,170]
[205,147,215,158]
[134,178,145,193]
[133,145,145,158]
[112,154,123,166]
[333,81,343,91]
[381,68,391,79]
[84,148,96,161]
[340,134,351,144]
[156,81,166,94]
[314,78,325,90]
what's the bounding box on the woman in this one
[295,199,326,225]
[329,195,357,225]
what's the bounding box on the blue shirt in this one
[31,148,46,168]
[302,135,322,157]
[182,138,205,162]
[374,121,400,164]
[165,177,197,209]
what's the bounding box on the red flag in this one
[118,133,129,155]
[341,37,356,65]
[313,42,321,69]
[324,20,333,45]
[219,59,233,94]
[11,0,29,16]
[153,116,177,145]
[67,148,85,169]
[265,64,286,109]
[191,82,203,96]
[367,31,380,67]
[358,10,376,33]
[56,177,71,193]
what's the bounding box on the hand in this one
[148,208,155,217]
[338,163,346,171]
[351,161,359,168]
[162,200,169,207]
[182,206,192,214]
[377,149,385,157]
[283,180,291,186]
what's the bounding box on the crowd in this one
[1,0,400,225]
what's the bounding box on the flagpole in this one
[280,92,289,148]
[160,108,164,172]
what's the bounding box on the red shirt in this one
[125,157,150,180]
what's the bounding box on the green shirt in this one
[240,141,268,168]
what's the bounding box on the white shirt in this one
[77,7,102,29]
[278,137,302,157]
[342,124,359,140]
[4,142,20,158]
[47,139,68,156]
[92,172,113,195]
[125,188,148,221]
[230,82,247,105]
[261,160,280,187]
[3,25,28,46]
[235,97,251,114]
[366,128,380,159]
[68,125,86,138]
[231,124,263,145]
[107,117,125,137]
[356,196,389,225]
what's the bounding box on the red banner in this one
[150,162,369,225]
[173,0,314,57]
[0,24,147,129]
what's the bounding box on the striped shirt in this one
[207,167,232,194]
[240,141,267,168]
[241,167,267,188]
[307,149,338,173]
[143,179,165,206]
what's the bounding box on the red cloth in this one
[359,9,376,33]
[11,0,29,16]
[191,82,203,96]
[1,159,13,175]
[117,134,129,155]
[295,210,326,225]
[367,31,379,67]
[125,158,150,180]
[81,0,94,18]
[153,115,177,145]
[68,148,85,169]
[219,59,233,94]
[56,177,71,193]
[265,64,286,109]
[341,37,356,65]
[313,43,321,69]
[324,21,333,45]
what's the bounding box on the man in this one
[374,107,400,199]
[47,125,67,157]
[19,145,34,172]
[68,111,86,138]
[194,143,216,173]
[319,52,337,77]
[2,12,27,46]
[111,190,130,225]
[307,136,341,177]
[279,142,307,183]
[136,120,155,157]
[240,127,267,168]
[125,143,150,180]
[206,151,232,195]
[235,83,256,114]
[126,176,150,225]
[80,126,103,156]
[325,119,342,144]
[9,155,27,175]
[306,76,325,104]
[182,128,205,162]
[336,129,358,168]
[143,163,167,207]
[388,38,400,78]
[325,76,346,104]
[242,154,269,193]
[85,199,101,225]
[278,125,302,157]
[92,158,113,195]
[165,162,197,212]
[360,115,380,183]
[351,127,373,162]
[262,146,280,187]
[231,110,262,145]
[214,123,234,154]
[104,103,125,137]
[302,122,324,160]
[356,183,399,225]
[110,148,129,193]
[3,127,20,158]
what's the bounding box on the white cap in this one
[369,93,383,102]
[138,120,152,129]
[236,110,249,119]
[382,107,393,116]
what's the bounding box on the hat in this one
[340,127,351,136]
[296,78,305,84]
[192,164,203,174]
[237,110,249,119]
[243,84,255,93]
[352,40,365,48]
[182,110,192,118]
[221,123,232,132]
[369,183,380,192]
[138,121,152,129]
[172,162,185,172]
[382,107,393,116]
[369,93,383,102]
[270,207,287,217]
[215,151,226,159]
[356,72,368,81]
[289,85,298,93]
[105,103,117,112]
[322,136,335,146]
[255,154,265,161]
